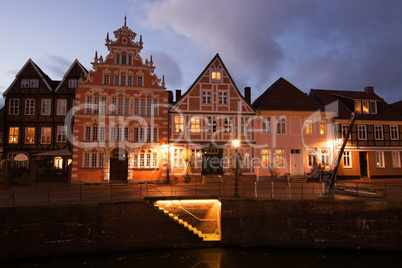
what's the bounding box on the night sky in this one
[1,0,401,106]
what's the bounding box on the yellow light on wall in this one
[232,139,240,149]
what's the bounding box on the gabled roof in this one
[310,89,402,121]
[390,100,402,116]
[171,53,254,113]
[252,77,323,112]
[3,58,54,96]
[55,59,88,92]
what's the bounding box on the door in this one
[359,152,368,178]
[110,149,128,182]
[290,149,303,175]
[202,145,223,175]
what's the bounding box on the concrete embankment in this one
[1,199,401,260]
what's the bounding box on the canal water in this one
[3,247,401,267]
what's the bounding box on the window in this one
[128,76,133,86]
[93,97,99,114]
[147,99,152,116]
[370,101,377,114]
[376,152,385,168]
[307,148,317,167]
[207,117,217,133]
[224,117,232,133]
[99,153,104,167]
[125,98,130,115]
[140,99,145,115]
[140,128,145,142]
[104,74,110,85]
[84,153,90,168]
[41,127,51,144]
[134,99,139,115]
[111,98,116,114]
[146,127,151,142]
[320,119,327,135]
[100,97,106,114]
[86,96,92,114]
[25,99,35,115]
[54,157,63,169]
[121,76,126,86]
[153,99,158,116]
[211,71,221,81]
[92,126,98,141]
[362,101,369,113]
[137,77,143,87]
[25,127,35,144]
[174,148,184,167]
[116,54,120,64]
[343,151,352,168]
[262,117,271,133]
[57,99,67,115]
[57,126,67,142]
[276,117,286,134]
[110,127,116,141]
[153,128,158,142]
[100,127,105,141]
[274,149,285,168]
[341,125,350,140]
[392,151,401,168]
[321,148,330,166]
[118,98,123,115]
[122,55,127,65]
[358,125,367,140]
[68,79,77,88]
[190,116,200,133]
[174,115,184,133]
[91,153,97,167]
[139,150,145,167]
[30,79,39,88]
[9,99,19,115]
[305,118,313,135]
[114,76,119,86]
[390,125,399,140]
[202,91,211,104]
[355,101,362,113]
[261,149,270,167]
[374,125,383,140]
[21,79,30,88]
[9,127,19,144]
[134,128,139,142]
[41,99,51,115]
[218,91,227,104]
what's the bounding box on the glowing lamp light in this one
[232,139,240,149]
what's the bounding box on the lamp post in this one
[232,139,240,197]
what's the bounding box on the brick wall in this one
[221,199,402,251]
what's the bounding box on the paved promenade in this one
[1,179,401,207]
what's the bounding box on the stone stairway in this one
[153,203,220,241]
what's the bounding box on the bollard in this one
[255,181,257,198]
[271,181,274,199]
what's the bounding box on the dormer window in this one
[355,101,362,113]
[370,101,377,114]
[68,79,78,88]
[355,100,378,114]
[362,101,369,114]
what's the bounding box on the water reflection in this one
[3,247,402,267]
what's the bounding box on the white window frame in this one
[276,117,286,134]
[9,127,19,144]
[320,148,330,166]
[376,151,385,168]
[9,99,19,115]
[41,99,51,115]
[374,125,384,140]
[30,79,39,88]
[392,151,401,168]
[342,151,352,168]
[68,79,77,88]
[218,91,227,105]
[137,77,143,87]
[41,127,51,144]
[25,99,35,115]
[262,117,271,133]
[25,127,35,144]
[208,116,217,133]
[174,115,184,133]
[390,125,399,140]
[190,116,201,133]
[305,118,313,135]
[57,126,67,142]
[261,149,270,168]
[274,148,285,168]
[224,117,232,133]
[57,99,67,115]
[202,91,212,104]
[211,70,222,81]
[358,125,367,140]
[320,119,327,135]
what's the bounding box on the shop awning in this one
[33,148,72,157]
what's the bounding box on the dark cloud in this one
[40,55,73,80]
[134,0,402,103]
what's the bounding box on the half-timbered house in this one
[2,58,87,183]
[71,18,169,184]
[169,54,256,182]
[310,87,402,179]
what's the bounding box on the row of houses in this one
[2,19,402,184]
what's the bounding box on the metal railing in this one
[0,181,400,207]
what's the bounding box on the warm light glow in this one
[232,139,240,149]
[336,138,343,147]
[155,199,220,206]
[54,157,63,169]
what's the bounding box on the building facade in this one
[253,78,335,180]
[310,87,402,179]
[168,54,256,182]
[71,19,169,184]
[2,59,87,183]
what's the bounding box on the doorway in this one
[290,149,303,175]
[109,148,128,182]
[202,145,223,175]
[359,152,368,178]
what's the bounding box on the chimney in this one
[167,91,174,104]
[175,89,182,101]
[364,86,374,94]
[244,87,251,103]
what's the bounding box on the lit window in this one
[343,151,352,168]
[54,157,63,169]
[261,149,270,167]
[174,148,184,167]
[274,149,285,168]
[362,101,369,113]
[376,151,385,168]
[355,101,362,113]
[9,127,19,144]
[307,148,317,167]
[320,148,330,166]
[392,152,401,168]
[320,119,327,135]
[25,127,35,144]
[174,115,184,133]
[211,71,221,81]
[190,116,201,133]
[305,118,313,135]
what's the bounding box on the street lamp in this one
[232,139,240,197]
